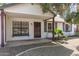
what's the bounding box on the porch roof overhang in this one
[4,11,53,20]
[4,11,65,23]
[44,15,65,23]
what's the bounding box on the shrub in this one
[53,28,68,40]
[54,28,63,35]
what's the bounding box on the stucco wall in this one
[6,15,76,41]
[6,15,45,41]
[4,3,52,41]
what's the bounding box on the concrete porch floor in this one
[6,39,52,47]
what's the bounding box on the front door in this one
[34,22,41,38]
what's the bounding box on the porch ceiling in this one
[5,11,53,20]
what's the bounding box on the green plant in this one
[54,28,63,36]
[53,28,68,40]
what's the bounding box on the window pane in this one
[13,21,21,28]
[54,22,57,29]
[21,22,29,35]
[48,23,52,32]
[12,21,29,36]
[44,22,47,32]
[65,24,72,32]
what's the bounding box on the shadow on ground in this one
[19,46,73,56]
[0,42,73,56]
[0,43,55,56]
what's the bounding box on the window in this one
[65,24,72,32]
[48,23,52,32]
[54,22,57,29]
[44,21,47,32]
[12,21,29,36]
[44,22,58,32]
[44,22,62,32]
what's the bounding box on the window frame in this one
[44,21,47,32]
[47,22,52,32]
[12,21,29,37]
[44,21,58,32]
[64,24,72,32]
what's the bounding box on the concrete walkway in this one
[0,38,79,56]
[60,38,79,56]
[17,45,73,56]
[6,39,52,47]
[0,42,56,56]
[16,37,79,56]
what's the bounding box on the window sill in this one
[64,31,71,32]
[12,34,29,37]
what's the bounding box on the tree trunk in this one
[52,16,55,41]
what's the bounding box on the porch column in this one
[0,9,6,47]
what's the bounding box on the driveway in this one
[0,38,79,56]
[16,37,79,56]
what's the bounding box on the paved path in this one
[17,45,73,56]
[6,39,51,47]
[0,38,79,56]
[61,38,79,56]
[0,42,56,56]
[17,38,79,56]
